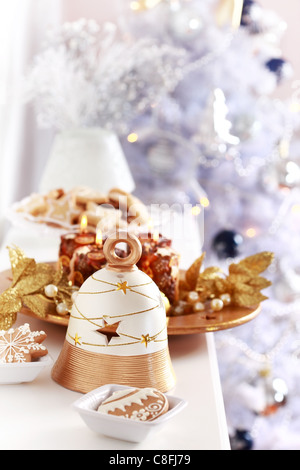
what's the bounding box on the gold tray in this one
[0,268,261,335]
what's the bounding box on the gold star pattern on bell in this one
[116,281,132,294]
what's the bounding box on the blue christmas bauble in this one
[241,0,263,31]
[241,0,256,27]
[230,429,254,450]
[265,58,290,82]
[212,230,243,259]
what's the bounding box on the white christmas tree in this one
[115,0,300,450]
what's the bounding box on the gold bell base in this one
[51,340,176,394]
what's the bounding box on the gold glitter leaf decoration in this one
[225,252,274,307]
[196,278,219,302]
[16,270,55,296]
[23,294,52,318]
[195,264,225,301]
[230,252,274,275]
[0,246,74,329]
[0,288,22,330]
[52,263,64,285]
[247,276,272,290]
[214,278,230,294]
[54,262,74,311]
[0,288,22,316]
[199,266,223,280]
[185,253,205,290]
[0,313,17,331]
[230,284,268,307]
[173,251,274,315]
[8,246,36,287]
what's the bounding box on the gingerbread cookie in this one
[15,186,149,231]
[108,188,149,225]
[97,387,169,421]
[74,186,109,206]
[16,193,48,217]
[0,323,48,363]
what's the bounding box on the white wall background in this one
[259,0,300,100]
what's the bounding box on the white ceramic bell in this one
[52,231,176,393]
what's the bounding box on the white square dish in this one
[0,355,53,384]
[72,384,187,443]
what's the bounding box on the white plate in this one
[6,200,76,236]
[72,384,187,443]
[0,355,53,384]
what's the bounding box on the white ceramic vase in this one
[39,127,135,194]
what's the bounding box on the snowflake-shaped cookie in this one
[0,323,48,363]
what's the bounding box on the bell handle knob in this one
[103,230,142,271]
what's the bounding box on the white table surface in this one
[0,228,230,451]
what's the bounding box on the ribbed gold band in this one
[51,340,176,393]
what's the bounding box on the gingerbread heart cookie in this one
[0,323,48,363]
[97,387,169,421]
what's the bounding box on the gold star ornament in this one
[116,281,132,295]
[141,334,151,347]
[97,319,121,345]
[74,333,82,346]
